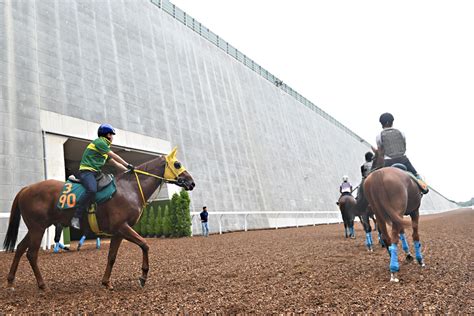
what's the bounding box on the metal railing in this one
[190,211,342,235]
[149,0,370,146]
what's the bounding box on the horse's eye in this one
[174,161,181,169]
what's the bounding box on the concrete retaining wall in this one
[0,0,458,241]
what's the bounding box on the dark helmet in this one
[98,124,116,137]
[365,151,374,162]
[379,112,394,126]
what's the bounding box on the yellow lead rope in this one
[134,171,148,207]
[133,169,171,222]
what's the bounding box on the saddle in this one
[391,164,429,194]
[56,173,117,210]
[67,173,113,191]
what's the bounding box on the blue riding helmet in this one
[98,124,116,137]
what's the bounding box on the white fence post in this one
[219,214,223,234]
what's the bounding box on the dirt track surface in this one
[1,209,472,314]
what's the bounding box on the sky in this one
[170,0,474,202]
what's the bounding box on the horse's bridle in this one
[132,160,185,207]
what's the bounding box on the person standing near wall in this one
[200,206,209,237]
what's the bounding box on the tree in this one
[146,206,156,237]
[162,205,172,237]
[154,206,163,237]
[137,207,148,237]
[180,190,192,237]
[133,213,142,235]
[170,193,180,236]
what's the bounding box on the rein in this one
[132,168,177,206]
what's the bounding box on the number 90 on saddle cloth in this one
[56,173,117,210]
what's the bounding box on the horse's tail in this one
[371,172,411,229]
[3,187,26,252]
[386,208,411,229]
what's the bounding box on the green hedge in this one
[132,190,191,238]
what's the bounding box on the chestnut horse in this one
[3,147,195,290]
[363,146,425,282]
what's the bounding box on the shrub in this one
[162,205,172,237]
[133,214,141,235]
[146,206,156,237]
[166,190,192,237]
[177,190,192,237]
[154,206,163,237]
[170,193,180,236]
[137,206,148,237]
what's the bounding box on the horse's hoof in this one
[405,254,414,262]
[138,277,146,288]
[38,284,46,290]
[102,280,114,290]
[390,273,399,282]
[350,236,356,239]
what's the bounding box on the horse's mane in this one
[116,156,165,181]
[137,156,164,172]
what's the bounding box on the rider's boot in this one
[71,217,80,230]
[71,204,88,230]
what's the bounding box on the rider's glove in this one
[126,163,135,171]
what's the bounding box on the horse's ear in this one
[168,147,178,159]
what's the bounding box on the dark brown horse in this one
[338,194,357,239]
[363,146,424,282]
[3,147,195,290]
[340,192,378,251]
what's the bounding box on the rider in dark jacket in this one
[376,113,420,178]
[361,151,374,179]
